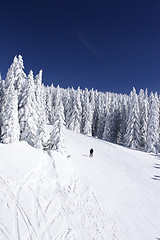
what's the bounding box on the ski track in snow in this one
[1,129,160,239]
[47,150,118,240]
[0,149,117,240]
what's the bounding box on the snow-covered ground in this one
[0,128,160,240]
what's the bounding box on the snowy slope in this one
[0,129,160,240]
[65,130,160,240]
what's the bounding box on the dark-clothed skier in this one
[89,148,94,157]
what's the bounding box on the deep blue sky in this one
[0,0,160,94]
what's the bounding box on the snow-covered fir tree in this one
[92,90,99,137]
[45,86,53,123]
[138,89,149,150]
[14,55,26,95]
[62,87,71,124]
[0,74,2,140]
[102,105,112,142]
[66,87,82,133]
[81,88,92,136]
[146,92,159,153]
[34,70,48,148]
[1,76,20,143]
[49,99,65,153]
[117,95,128,144]
[102,93,120,143]
[18,70,38,146]
[114,95,123,144]
[89,88,95,135]
[51,85,61,123]
[124,88,141,149]
[97,92,106,139]
[6,55,26,102]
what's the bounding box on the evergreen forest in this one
[0,56,159,153]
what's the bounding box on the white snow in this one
[0,141,45,182]
[0,128,160,240]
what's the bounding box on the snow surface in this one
[0,128,160,240]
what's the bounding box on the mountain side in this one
[0,128,159,240]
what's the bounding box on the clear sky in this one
[0,0,160,94]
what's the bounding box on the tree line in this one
[0,56,159,153]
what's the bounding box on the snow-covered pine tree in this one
[66,87,75,130]
[0,74,2,97]
[49,99,65,153]
[45,86,53,123]
[146,92,159,153]
[102,105,112,141]
[75,87,83,132]
[114,94,123,144]
[89,88,95,110]
[92,90,99,137]
[102,93,119,143]
[62,87,71,125]
[0,74,2,140]
[89,88,95,131]
[15,55,26,93]
[52,85,63,122]
[97,92,106,139]
[34,70,48,148]
[49,84,56,124]
[141,98,149,150]
[124,88,141,149]
[18,70,38,146]
[118,95,128,144]
[7,55,26,101]
[66,87,82,133]
[81,88,92,136]
[1,76,20,143]
[138,89,149,150]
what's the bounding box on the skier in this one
[89,148,94,157]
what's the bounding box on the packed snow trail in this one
[0,129,160,239]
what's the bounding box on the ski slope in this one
[0,129,160,240]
